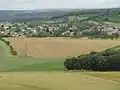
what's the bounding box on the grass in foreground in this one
[84,72,120,83]
[0,72,119,90]
[0,40,11,57]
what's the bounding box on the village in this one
[0,21,120,38]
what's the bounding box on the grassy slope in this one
[84,72,120,83]
[0,57,64,72]
[16,59,64,71]
[0,40,64,71]
[0,40,120,90]
[0,40,120,72]
[0,72,120,90]
[0,41,11,57]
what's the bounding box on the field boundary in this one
[0,38,17,57]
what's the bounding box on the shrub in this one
[5,41,10,46]
[9,45,17,56]
[9,45,14,50]
[64,57,78,70]
[11,50,17,56]
[89,51,98,55]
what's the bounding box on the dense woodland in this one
[64,46,120,71]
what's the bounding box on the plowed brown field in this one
[9,37,120,58]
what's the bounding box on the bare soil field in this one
[9,37,120,58]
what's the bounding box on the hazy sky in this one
[0,0,120,10]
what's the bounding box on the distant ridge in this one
[0,8,120,22]
[0,10,71,21]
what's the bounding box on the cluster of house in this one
[0,22,120,37]
[0,23,24,37]
[92,24,120,35]
[0,22,74,37]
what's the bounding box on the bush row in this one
[0,37,17,56]
[64,49,120,71]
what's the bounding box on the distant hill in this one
[0,9,74,21]
[0,8,120,22]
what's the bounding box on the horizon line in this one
[0,7,119,11]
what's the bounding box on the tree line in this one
[64,47,120,71]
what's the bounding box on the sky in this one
[0,0,120,10]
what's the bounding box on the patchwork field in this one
[0,38,120,90]
[0,72,120,90]
[9,37,120,58]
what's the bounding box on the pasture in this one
[9,37,120,58]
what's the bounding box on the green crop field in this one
[0,40,120,90]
